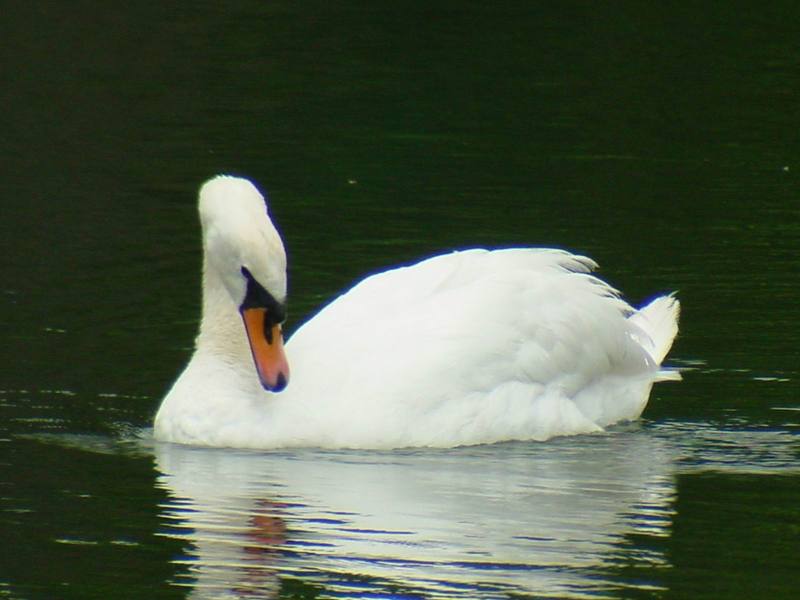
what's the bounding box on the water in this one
[2,2,799,598]
[156,435,676,599]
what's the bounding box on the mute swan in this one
[154,176,680,449]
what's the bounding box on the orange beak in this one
[241,307,290,392]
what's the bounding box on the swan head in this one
[198,175,290,392]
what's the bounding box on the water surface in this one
[2,2,799,598]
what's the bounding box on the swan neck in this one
[196,254,248,358]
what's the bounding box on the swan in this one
[154,175,680,449]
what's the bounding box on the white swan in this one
[154,175,680,449]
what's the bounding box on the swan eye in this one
[240,266,287,325]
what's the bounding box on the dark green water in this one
[2,2,799,598]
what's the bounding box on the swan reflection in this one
[154,431,676,598]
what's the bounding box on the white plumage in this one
[154,176,680,449]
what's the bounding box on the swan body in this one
[154,176,680,449]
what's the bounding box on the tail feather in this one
[629,293,680,365]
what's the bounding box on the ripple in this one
[153,434,677,598]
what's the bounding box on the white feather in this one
[154,177,680,449]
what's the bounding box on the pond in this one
[1,2,798,598]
